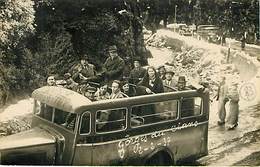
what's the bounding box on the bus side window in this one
[96,108,126,133]
[156,100,178,120]
[131,100,178,127]
[80,112,91,134]
[180,97,202,118]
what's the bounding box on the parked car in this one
[179,24,192,36]
[196,25,220,43]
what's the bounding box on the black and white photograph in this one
[0,0,260,165]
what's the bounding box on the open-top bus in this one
[0,86,209,165]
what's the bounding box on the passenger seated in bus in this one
[47,75,57,86]
[83,86,97,101]
[110,80,126,99]
[163,69,178,92]
[177,76,195,117]
[63,73,78,91]
[157,65,166,80]
[138,66,164,94]
[177,76,205,92]
[129,59,146,85]
[121,80,136,97]
[95,84,110,100]
[62,113,77,130]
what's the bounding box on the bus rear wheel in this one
[145,151,173,165]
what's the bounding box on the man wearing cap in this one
[163,69,177,92]
[83,86,97,101]
[129,59,146,85]
[70,56,96,83]
[102,45,125,84]
[63,73,78,91]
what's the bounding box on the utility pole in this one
[174,5,177,23]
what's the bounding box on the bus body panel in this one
[73,144,93,165]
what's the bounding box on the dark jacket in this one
[138,77,164,94]
[103,56,125,81]
[129,67,146,85]
[70,63,95,82]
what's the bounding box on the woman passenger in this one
[138,66,164,94]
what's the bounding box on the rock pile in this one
[146,31,241,99]
[0,116,31,137]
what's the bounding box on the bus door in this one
[92,108,129,165]
[73,112,92,165]
[174,96,205,160]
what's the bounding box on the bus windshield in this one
[34,100,77,132]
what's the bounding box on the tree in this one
[0,0,35,104]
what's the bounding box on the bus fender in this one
[143,146,174,164]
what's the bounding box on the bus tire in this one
[145,151,173,165]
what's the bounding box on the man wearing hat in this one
[102,45,125,85]
[163,69,177,92]
[70,56,96,83]
[177,76,188,91]
[63,72,78,91]
[129,59,146,85]
[176,76,195,117]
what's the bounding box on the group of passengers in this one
[46,45,206,102]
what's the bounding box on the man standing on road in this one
[226,82,239,130]
[102,45,125,85]
[216,76,229,125]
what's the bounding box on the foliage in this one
[142,0,259,43]
[31,0,147,78]
[0,0,35,104]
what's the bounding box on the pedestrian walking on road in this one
[226,82,239,130]
[216,76,229,126]
[241,34,246,51]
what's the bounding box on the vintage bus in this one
[0,86,209,165]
